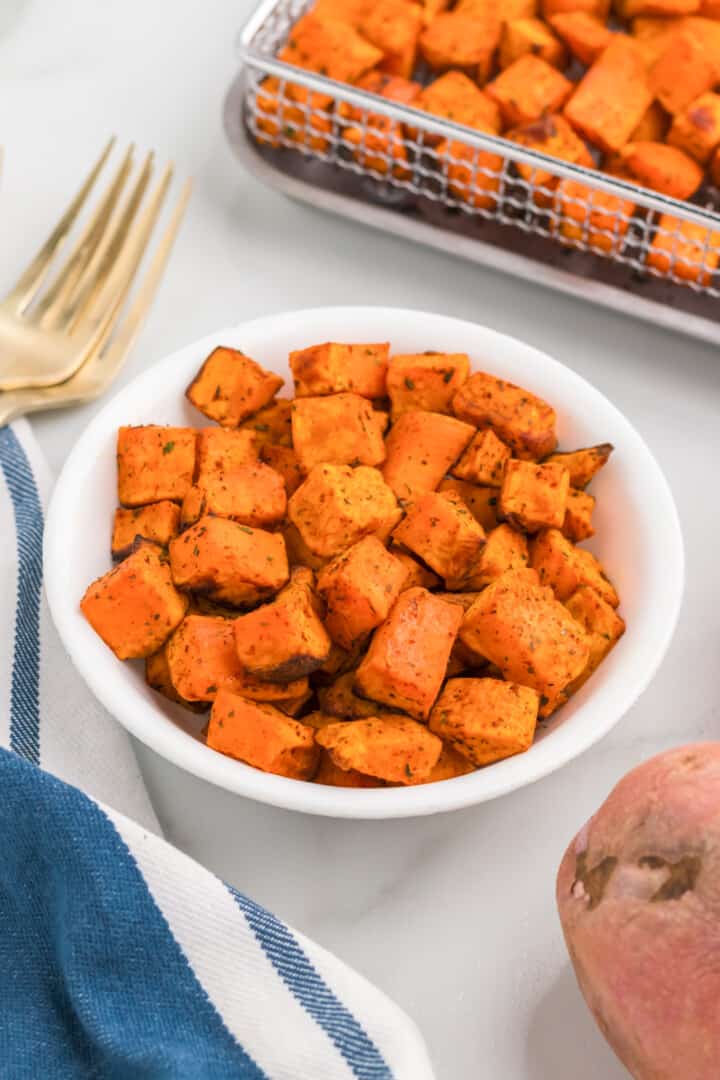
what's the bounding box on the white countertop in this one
[3,3,719,1077]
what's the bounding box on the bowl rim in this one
[44,305,685,818]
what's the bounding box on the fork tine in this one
[5,137,115,314]
[33,144,135,327]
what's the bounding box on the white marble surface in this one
[2,3,719,1077]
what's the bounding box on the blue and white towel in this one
[0,419,435,1080]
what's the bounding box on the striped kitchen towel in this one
[0,418,435,1080]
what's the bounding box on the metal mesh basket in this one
[234,0,720,331]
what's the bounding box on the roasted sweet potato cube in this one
[453,371,557,459]
[195,428,259,485]
[500,18,567,69]
[647,214,720,285]
[238,399,293,447]
[382,410,475,503]
[548,12,613,65]
[282,522,328,573]
[419,11,502,82]
[618,0,698,16]
[260,444,304,496]
[111,501,181,560]
[563,488,595,541]
[386,353,469,419]
[358,0,424,78]
[338,70,422,124]
[311,0,374,21]
[316,716,442,783]
[565,584,626,686]
[459,569,590,699]
[165,615,248,701]
[343,119,410,179]
[145,645,207,713]
[439,140,504,210]
[555,179,635,254]
[466,522,529,587]
[668,93,720,163]
[319,671,395,718]
[541,0,609,16]
[81,542,188,660]
[451,428,511,486]
[529,527,619,607]
[317,536,408,649]
[117,426,196,507]
[508,115,595,204]
[650,29,716,116]
[411,71,501,143]
[170,515,289,607]
[459,0,537,17]
[355,587,463,717]
[544,442,613,488]
[181,463,287,529]
[564,38,652,153]
[208,690,319,779]
[438,478,500,530]
[630,100,670,143]
[186,347,284,428]
[291,392,386,472]
[290,341,389,398]
[314,751,385,787]
[429,677,539,766]
[392,489,486,588]
[403,742,476,783]
[284,11,383,81]
[288,464,401,558]
[500,459,570,533]
[487,55,573,127]
[233,569,331,681]
[254,76,333,152]
[388,546,442,589]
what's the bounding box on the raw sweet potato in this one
[355,587,463,717]
[429,677,539,765]
[453,371,557,459]
[530,526,619,606]
[487,55,573,127]
[451,428,511,487]
[563,488,596,541]
[291,392,387,472]
[499,17,567,69]
[386,352,470,419]
[548,11,613,64]
[117,426,197,508]
[81,542,188,660]
[290,341,389,398]
[186,347,284,427]
[288,464,402,558]
[382,410,475,503]
[545,442,613,487]
[499,459,570,532]
[668,92,720,163]
[647,213,720,285]
[392,488,486,588]
[419,11,502,82]
[181,463,287,529]
[111,501,181,561]
[317,536,408,648]
[316,716,443,783]
[564,37,652,153]
[195,428,260,485]
[208,690,319,780]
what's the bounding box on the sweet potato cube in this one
[563,488,595,541]
[419,12,502,81]
[288,464,401,558]
[290,341,389,398]
[238,398,293,447]
[170,515,289,607]
[342,118,411,179]
[508,115,595,204]
[392,489,486,588]
[466,522,529,587]
[404,742,476,783]
[260,444,304,496]
[500,18,567,69]
[650,30,716,116]
[617,142,703,200]
[459,0,537,17]
[233,568,331,681]
[355,587,463,717]
[388,546,442,589]
[81,542,188,660]
[530,527,619,607]
[500,459,570,533]
[254,76,333,153]
[451,428,510,486]
[145,645,206,712]
[630,101,670,143]
[166,615,248,701]
[439,140,504,211]
[311,0,374,21]
[429,677,539,766]
[668,92,720,163]
[314,751,385,787]
[338,71,422,124]
[186,347,284,427]
[117,426,196,507]
[647,214,720,286]
[386,353,469,419]
[541,0,609,16]
[453,371,557,459]
[317,536,408,649]
[555,179,635,255]
[358,0,424,78]
[195,428,259,485]
[564,38,652,154]
[181,463,287,529]
[411,71,501,141]
[319,671,396,719]
[545,442,612,488]
[382,410,475,503]
[291,392,386,472]
[565,584,626,683]
[284,11,383,82]
[111,501,181,561]
[460,569,590,699]
[208,690,319,780]
[438,478,500,530]
[548,12,613,65]
[487,55,573,127]
[316,716,442,783]
[618,0,698,15]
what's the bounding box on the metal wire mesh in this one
[239,0,720,299]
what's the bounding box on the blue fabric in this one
[0,748,268,1080]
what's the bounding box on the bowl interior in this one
[44,306,684,818]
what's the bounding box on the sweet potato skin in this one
[111,501,181,561]
[208,690,319,780]
[291,392,386,472]
[453,371,557,460]
[317,536,408,649]
[316,716,443,783]
[117,426,197,507]
[382,410,475,503]
[186,347,284,427]
[429,677,540,765]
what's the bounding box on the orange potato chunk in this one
[288,464,402,558]
[170,515,289,607]
[451,428,511,487]
[438,477,500,530]
[565,584,626,688]
[316,716,443,783]
[319,671,399,719]
[411,71,501,144]
[629,101,670,143]
[500,18,567,69]
[208,690,319,780]
[317,536,408,648]
[358,0,424,78]
[291,392,386,472]
[563,488,596,541]
[238,399,293,447]
[343,118,411,179]
[145,645,206,713]
[403,742,476,784]
[668,92,720,163]
[564,37,652,153]
[283,11,383,82]
[386,352,470,419]
[429,677,539,765]
[392,489,487,588]
[290,341,389,398]
[487,55,573,127]
[617,142,705,200]
[542,0,609,16]
[508,115,594,204]
[647,214,720,286]
[382,410,475,503]
[166,615,248,701]
[419,12,502,82]
[544,442,613,488]
[181,463,287,529]
[466,522,529,587]
[186,346,284,428]
[439,139,504,211]
[117,425,196,508]
[260,444,304,496]
[453,370,557,459]
[530,526,619,607]
[81,542,188,660]
[254,77,334,153]
[314,751,385,787]
[499,459,570,532]
[548,12,613,65]
[111,501,181,561]
[195,428,259,485]
[555,179,635,255]
[649,29,716,116]
[388,546,443,589]
[355,587,463,717]
[618,0,698,16]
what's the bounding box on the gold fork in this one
[0,139,189,393]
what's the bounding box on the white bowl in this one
[44,307,684,818]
